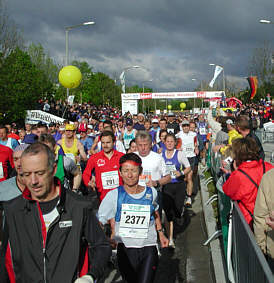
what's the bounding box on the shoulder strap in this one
[262,160,265,174]
[238,169,259,189]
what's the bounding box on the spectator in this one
[222,137,273,228]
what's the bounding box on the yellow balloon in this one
[180,102,186,109]
[59,65,82,89]
[167,104,172,110]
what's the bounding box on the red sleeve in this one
[8,148,14,169]
[83,157,95,186]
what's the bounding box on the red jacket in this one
[223,160,274,227]
[83,150,124,201]
[0,145,14,182]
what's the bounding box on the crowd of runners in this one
[0,98,274,282]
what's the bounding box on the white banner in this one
[209,65,223,88]
[122,100,138,115]
[25,110,66,125]
[121,91,224,100]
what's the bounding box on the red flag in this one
[247,76,258,100]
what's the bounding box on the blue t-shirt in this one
[0,138,19,150]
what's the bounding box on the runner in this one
[176,120,198,207]
[123,118,137,150]
[58,124,87,164]
[0,125,19,150]
[98,153,169,283]
[0,144,28,200]
[162,133,191,248]
[83,130,124,201]
[0,144,14,183]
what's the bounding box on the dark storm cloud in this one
[8,0,274,91]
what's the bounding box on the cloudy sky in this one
[7,0,274,92]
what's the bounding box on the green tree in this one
[0,48,46,123]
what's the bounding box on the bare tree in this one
[0,0,24,57]
[248,41,272,85]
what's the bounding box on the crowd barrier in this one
[206,143,274,283]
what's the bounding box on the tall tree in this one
[0,48,46,123]
[0,0,24,58]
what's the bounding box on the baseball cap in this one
[181,120,190,126]
[168,112,175,117]
[126,119,133,126]
[23,134,38,144]
[226,119,234,125]
[65,124,75,131]
[152,119,159,123]
[87,125,93,129]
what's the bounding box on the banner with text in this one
[25,110,66,125]
[121,91,224,100]
[122,100,138,115]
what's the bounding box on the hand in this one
[88,176,96,191]
[266,211,274,230]
[74,275,94,283]
[158,148,163,154]
[159,232,169,248]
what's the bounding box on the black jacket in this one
[0,181,111,283]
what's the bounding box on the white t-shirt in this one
[176,131,197,158]
[136,151,168,186]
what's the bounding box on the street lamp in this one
[142,79,153,113]
[192,78,203,109]
[119,65,148,93]
[65,21,95,99]
[259,19,273,24]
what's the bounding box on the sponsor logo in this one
[140,93,152,100]
[59,220,72,228]
[97,159,105,167]
[145,193,152,200]
[197,91,206,98]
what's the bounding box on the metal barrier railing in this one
[205,142,274,282]
[230,202,273,283]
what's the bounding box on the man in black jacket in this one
[235,115,265,160]
[0,142,111,283]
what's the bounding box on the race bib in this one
[119,203,150,238]
[165,164,176,174]
[139,170,152,186]
[184,143,194,152]
[101,170,119,189]
[0,162,3,179]
[199,127,207,135]
[65,153,75,162]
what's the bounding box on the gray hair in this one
[21,142,56,172]
[135,131,152,144]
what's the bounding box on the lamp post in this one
[142,79,153,113]
[259,19,274,24]
[65,21,95,99]
[120,65,148,93]
[192,78,203,109]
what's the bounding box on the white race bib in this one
[165,164,176,174]
[199,127,206,135]
[0,162,4,179]
[184,143,195,153]
[101,170,119,189]
[119,203,150,238]
[65,153,75,162]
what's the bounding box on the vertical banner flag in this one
[209,65,223,88]
[247,76,258,100]
[120,71,125,93]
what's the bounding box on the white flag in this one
[120,71,125,93]
[209,65,223,88]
